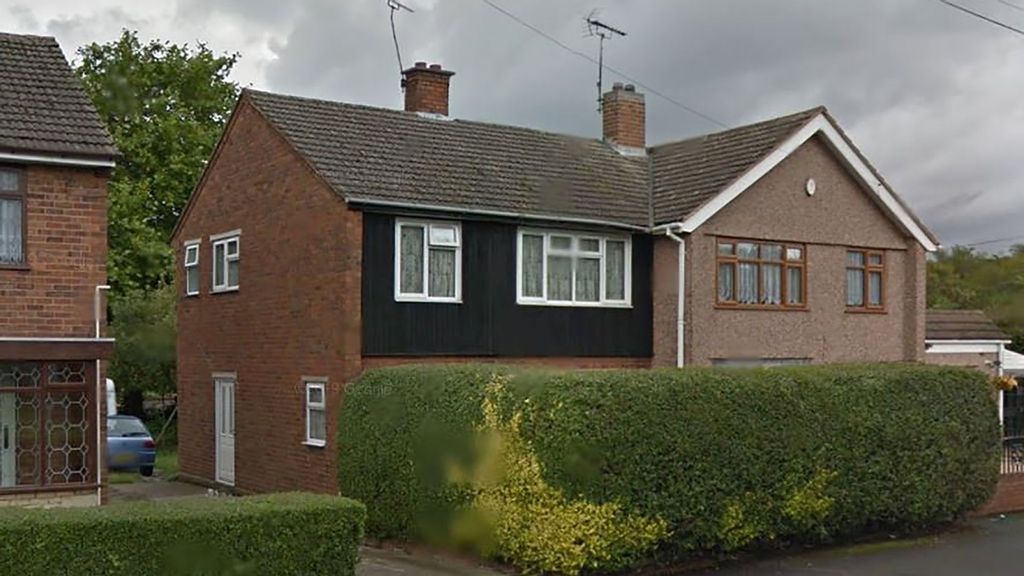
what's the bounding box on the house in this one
[172,62,938,493]
[0,33,118,506]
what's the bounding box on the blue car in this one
[107,415,157,477]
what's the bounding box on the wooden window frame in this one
[516,228,632,308]
[846,249,886,313]
[0,166,28,270]
[715,238,807,311]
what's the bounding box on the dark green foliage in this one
[109,284,176,406]
[0,493,365,576]
[339,364,999,565]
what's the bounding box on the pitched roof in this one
[245,89,651,228]
[926,309,1009,341]
[0,33,117,160]
[650,107,822,224]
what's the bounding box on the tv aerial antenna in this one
[387,0,415,80]
[585,10,626,112]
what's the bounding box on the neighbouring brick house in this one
[0,33,118,506]
[172,62,938,493]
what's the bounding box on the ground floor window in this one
[304,380,327,447]
[0,361,95,489]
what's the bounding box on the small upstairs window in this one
[304,379,327,447]
[0,168,25,266]
[211,232,240,293]
[184,241,200,296]
[517,229,631,307]
[395,220,461,302]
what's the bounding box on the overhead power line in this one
[476,0,729,129]
[963,234,1024,248]
[935,0,1024,37]
[997,0,1024,12]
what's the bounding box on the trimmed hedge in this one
[0,492,365,575]
[338,364,1000,573]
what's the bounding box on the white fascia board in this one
[0,152,115,169]
[0,337,115,343]
[672,114,939,252]
[925,340,1007,354]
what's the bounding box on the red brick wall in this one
[0,164,108,337]
[175,99,362,494]
[976,474,1024,516]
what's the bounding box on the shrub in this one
[0,492,365,576]
[338,364,999,574]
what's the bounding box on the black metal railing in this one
[1003,437,1024,475]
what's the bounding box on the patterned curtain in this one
[428,248,456,298]
[399,226,424,294]
[605,241,626,300]
[762,263,782,305]
[0,199,22,264]
[575,257,600,302]
[846,269,865,306]
[547,255,572,301]
[521,235,544,297]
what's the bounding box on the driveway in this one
[357,546,506,576]
[106,478,210,502]
[695,513,1024,576]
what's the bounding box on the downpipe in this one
[94,285,110,506]
[664,227,686,368]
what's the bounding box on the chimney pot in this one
[602,83,645,151]
[403,62,455,116]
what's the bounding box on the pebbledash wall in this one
[0,163,110,507]
[652,135,926,368]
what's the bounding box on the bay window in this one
[717,239,805,309]
[395,220,461,302]
[517,229,631,306]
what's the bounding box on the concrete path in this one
[107,479,210,502]
[695,513,1024,576]
[357,546,507,576]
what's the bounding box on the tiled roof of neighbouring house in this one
[0,33,117,160]
[649,107,823,224]
[926,309,1010,341]
[246,89,652,228]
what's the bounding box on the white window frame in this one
[394,219,462,303]
[183,240,201,296]
[516,228,632,307]
[210,230,241,293]
[303,378,327,448]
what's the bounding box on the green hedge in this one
[338,364,999,573]
[0,492,365,575]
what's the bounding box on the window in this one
[846,250,885,311]
[211,233,240,292]
[184,241,200,296]
[0,168,25,266]
[716,239,805,309]
[395,220,461,302]
[304,380,327,447]
[517,229,631,306]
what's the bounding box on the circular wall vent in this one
[805,178,817,196]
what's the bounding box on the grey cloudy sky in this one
[4,0,1023,250]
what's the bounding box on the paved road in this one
[695,513,1024,576]
[357,546,506,576]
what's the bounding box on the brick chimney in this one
[402,62,455,116]
[602,82,646,152]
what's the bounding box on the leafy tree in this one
[75,29,239,291]
[108,285,177,416]
[928,245,1024,353]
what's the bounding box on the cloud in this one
[4,0,1023,250]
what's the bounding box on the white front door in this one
[214,377,235,485]
[0,393,15,488]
